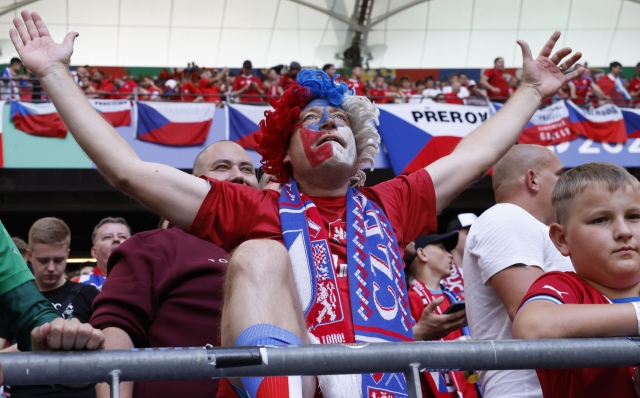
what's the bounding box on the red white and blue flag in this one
[565,101,627,143]
[135,101,215,146]
[226,103,268,149]
[10,101,67,138]
[89,99,132,127]
[376,103,489,174]
[621,108,640,139]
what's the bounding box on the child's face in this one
[558,185,640,290]
[423,242,453,279]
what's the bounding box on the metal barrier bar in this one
[2,338,640,388]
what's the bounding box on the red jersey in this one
[368,87,394,104]
[278,74,297,92]
[93,80,115,99]
[444,92,464,105]
[519,271,637,398]
[348,78,367,96]
[198,78,221,102]
[232,74,264,103]
[111,80,136,99]
[401,88,416,96]
[180,81,201,102]
[189,170,437,343]
[483,69,510,99]
[628,76,640,103]
[597,75,617,96]
[408,280,477,398]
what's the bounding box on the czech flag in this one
[89,99,132,127]
[621,108,640,138]
[226,103,269,149]
[566,101,627,143]
[10,101,67,138]
[516,101,579,145]
[136,102,215,146]
[376,103,489,174]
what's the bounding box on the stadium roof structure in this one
[0,0,638,69]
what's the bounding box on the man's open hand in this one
[517,31,584,102]
[413,298,467,341]
[31,318,104,351]
[10,10,78,78]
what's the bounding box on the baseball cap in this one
[407,231,459,265]
[446,213,478,233]
[242,60,253,69]
[289,61,301,70]
[414,231,459,253]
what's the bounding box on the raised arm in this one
[10,11,208,229]
[427,31,584,213]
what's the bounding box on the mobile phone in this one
[444,301,465,314]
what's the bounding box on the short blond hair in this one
[28,217,71,248]
[552,162,640,224]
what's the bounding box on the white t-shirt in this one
[464,203,574,398]
[421,88,441,98]
[442,85,470,98]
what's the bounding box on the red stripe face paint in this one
[300,127,334,167]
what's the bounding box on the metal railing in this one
[2,338,640,398]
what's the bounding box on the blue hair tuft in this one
[296,69,352,107]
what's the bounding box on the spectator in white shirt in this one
[464,144,574,398]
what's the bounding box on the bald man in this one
[91,141,259,398]
[463,145,574,398]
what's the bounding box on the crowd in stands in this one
[2,56,640,108]
[4,12,640,398]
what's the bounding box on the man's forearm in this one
[0,280,60,351]
[513,302,637,339]
[40,68,140,185]
[96,327,135,398]
[427,87,542,212]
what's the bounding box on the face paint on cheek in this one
[300,127,334,168]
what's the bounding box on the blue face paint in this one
[302,98,345,132]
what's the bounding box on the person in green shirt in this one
[0,220,105,383]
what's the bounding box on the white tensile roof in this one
[0,0,638,68]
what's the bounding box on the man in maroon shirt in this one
[91,140,260,398]
[11,13,584,397]
[231,60,265,103]
[480,57,511,102]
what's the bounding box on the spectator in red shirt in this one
[347,64,367,96]
[480,57,511,102]
[627,62,640,103]
[264,67,279,98]
[231,60,265,103]
[400,76,416,98]
[180,79,203,102]
[277,61,300,95]
[322,63,336,79]
[111,76,136,99]
[198,69,223,103]
[138,75,162,101]
[91,70,114,99]
[368,75,394,104]
[596,61,631,105]
[568,64,607,106]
